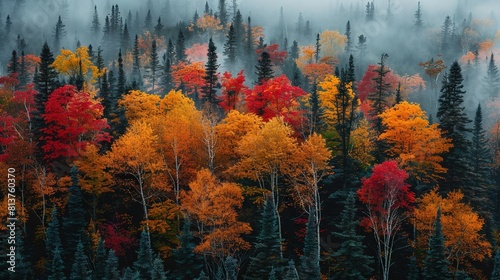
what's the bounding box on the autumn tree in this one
[319,30,347,60]
[52,46,104,85]
[41,85,111,161]
[219,70,250,112]
[171,61,205,102]
[181,169,251,261]
[419,58,446,112]
[379,101,452,184]
[357,161,415,280]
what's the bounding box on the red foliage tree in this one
[99,213,136,256]
[357,160,415,280]
[246,75,306,127]
[41,85,111,161]
[219,70,250,112]
[255,44,288,65]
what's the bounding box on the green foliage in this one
[423,208,451,280]
[105,249,120,280]
[121,267,140,280]
[492,248,500,280]
[172,217,203,279]
[133,230,153,280]
[95,238,107,280]
[255,51,274,85]
[407,256,419,280]
[48,246,66,280]
[225,256,238,280]
[46,207,62,263]
[300,209,320,280]
[202,37,220,107]
[70,241,91,280]
[150,255,168,280]
[63,166,87,261]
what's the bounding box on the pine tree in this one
[225,256,238,280]
[166,38,175,64]
[441,16,452,54]
[144,10,153,32]
[218,0,228,26]
[150,255,168,280]
[53,15,66,50]
[202,38,220,107]
[48,245,66,280]
[232,10,244,54]
[63,166,87,262]
[122,267,140,280]
[224,23,237,66]
[484,53,500,98]
[70,241,91,280]
[492,248,500,280]
[176,29,187,62]
[331,193,373,280]
[46,207,62,262]
[100,70,112,120]
[314,33,321,63]
[91,5,100,42]
[117,50,127,96]
[102,15,111,51]
[134,230,153,280]
[105,249,120,280]
[96,46,105,87]
[255,52,274,84]
[95,238,107,280]
[7,50,18,76]
[283,260,299,280]
[172,216,203,280]
[407,256,419,280]
[162,56,173,95]
[244,197,282,280]
[309,82,324,134]
[147,39,161,94]
[300,209,320,280]
[290,40,299,61]
[16,230,33,280]
[437,61,472,194]
[345,21,352,54]
[414,2,423,28]
[121,23,130,51]
[395,82,402,104]
[422,208,450,280]
[132,35,142,87]
[154,17,164,37]
[245,16,254,59]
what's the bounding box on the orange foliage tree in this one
[413,189,492,274]
[181,169,251,259]
[171,61,206,99]
[379,101,452,183]
[219,70,251,112]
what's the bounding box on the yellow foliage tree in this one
[379,101,452,183]
[296,45,316,70]
[319,30,347,59]
[413,189,492,274]
[181,169,251,259]
[52,46,104,84]
[318,74,357,129]
[349,118,375,167]
[118,90,161,125]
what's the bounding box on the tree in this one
[368,53,391,132]
[202,38,220,107]
[117,49,127,97]
[70,241,91,280]
[7,50,18,76]
[379,101,452,184]
[94,238,107,280]
[357,161,415,280]
[422,208,451,280]
[41,85,111,161]
[154,17,164,37]
[224,24,237,66]
[48,245,66,280]
[437,61,472,194]
[150,255,168,280]
[121,23,131,52]
[299,209,320,280]
[319,30,347,60]
[104,249,120,280]
[53,15,66,50]
[414,2,423,28]
[91,6,100,42]
[144,9,153,32]
[345,21,352,54]
[492,248,500,280]
[331,193,374,280]
[134,230,153,280]
[146,40,161,94]
[45,207,62,262]
[63,166,87,261]
[255,51,274,84]
[441,16,452,54]
[218,0,228,26]
[484,53,500,98]
[176,30,187,62]
[172,216,203,280]
[52,46,104,85]
[132,35,142,87]
[219,70,250,112]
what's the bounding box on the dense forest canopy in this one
[1,0,500,279]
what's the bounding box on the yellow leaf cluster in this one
[318,74,357,129]
[319,30,347,59]
[52,46,104,84]
[350,118,375,167]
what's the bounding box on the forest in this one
[1,0,500,279]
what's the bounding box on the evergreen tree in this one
[5,15,12,39]
[53,15,66,50]
[395,82,402,104]
[121,23,130,51]
[172,216,203,280]
[162,56,173,95]
[63,166,87,262]
[202,38,220,107]
[46,207,62,262]
[331,193,373,280]
[440,16,452,54]
[309,82,324,134]
[121,268,140,280]
[232,10,244,54]
[218,0,228,26]
[492,248,500,280]
[48,245,66,280]
[7,50,18,76]
[195,271,209,280]
[283,260,299,280]
[100,70,112,120]
[102,15,111,51]
[407,256,419,280]
[105,249,120,280]
[422,208,451,280]
[132,35,142,88]
[368,53,391,161]
[345,21,352,54]
[154,17,164,37]
[255,52,274,84]
[150,255,168,280]
[70,241,91,280]
[16,230,33,280]
[290,40,299,61]
[95,238,107,280]
[484,53,500,98]
[147,39,161,94]
[455,270,471,280]
[245,16,254,59]
[166,38,175,64]
[225,256,238,280]
[300,209,320,280]
[414,2,423,28]
[437,61,472,194]
[314,33,321,63]
[134,230,153,280]
[117,50,127,96]
[224,23,237,66]
[144,10,153,32]
[91,5,100,42]
[244,197,282,280]
[96,46,105,87]
[176,29,187,62]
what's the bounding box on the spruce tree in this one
[95,238,107,280]
[117,50,127,96]
[202,38,220,107]
[345,21,352,54]
[91,5,100,39]
[437,61,472,194]
[395,82,402,104]
[331,193,373,280]
[255,52,274,84]
[309,82,324,134]
[7,50,18,75]
[422,208,450,280]
[96,46,105,87]
[63,166,86,262]
[283,260,299,280]
[48,245,66,280]
[225,256,238,280]
[144,10,153,32]
[16,230,33,280]
[176,29,187,62]
[70,241,91,280]
[414,2,423,28]
[172,217,203,280]
[150,255,168,280]
[440,16,452,55]
[162,56,173,95]
[53,15,66,50]
[122,267,140,280]
[300,210,320,280]
[46,207,62,263]
[154,17,164,37]
[224,24,237,66]
[407,256,419,280]
[314,33,321,63]
[134,230,153,280]
[290,40,299,61]
[492,248,500,280]
[132,35,142,88]
[147,39,161,94]
[105,249,120,280]
[218,0,228,26]
[484,53,500,98]
[121,23,130,51]
[100,70,112,120]
[232,10,244,54]
[166,38,175,64]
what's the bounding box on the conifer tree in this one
[422,208,450,280]
[53,15,66,50]
[437,61,472,194]
[484,53,500,98]
[309,82,323,134]
[202,38,220,107]
[121,23,130,51]
[91,5,100,42]
[314,33,321,63]
[117,49,127,96]
[166,38,175,64]
[283,260,299,280]
[46,207,62,262]
[290,40,299,61]
[440,16,452,55]
[105,249,120,280]
[7,50,18,75]
[132,35,142,87]
[154,17,164,37]
[345,21,352,54]
[255,52,274,84]
[331,193,373,280]
[63,166,87,262]
[224,24,237,66]
[48,245,66,280]
[162,56,173,94]
[134,230,153,279]
[407,256,419,280]
[232,10,244,53]
[218,0,228,26]
[172,217,203,280]
[150,255,168,280]
[16,230,33,280]
[176,29,187,62]
[245,16,254,58]
[95,238,107,280]
[225,256,238,280]
[492,248,500,280]
[100,70,112,120]
[300,209,320,280]
[147,39,161,94]
[414,2,423,28]
[5,15,12,39]
[144,10,153,32]
[70,241,91,280]
[122,268,140,280]
[96,46,105,87]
